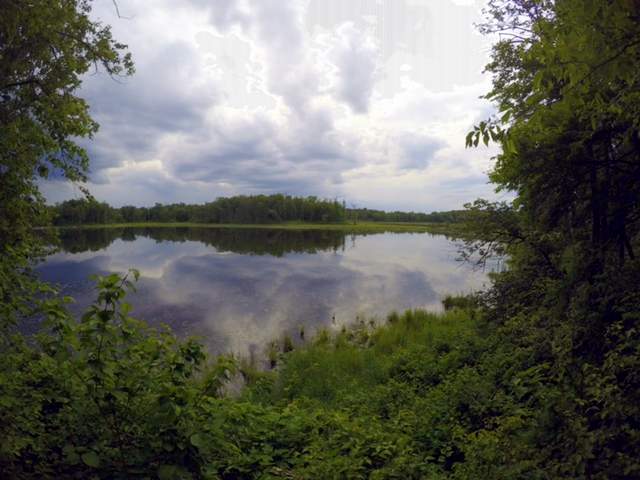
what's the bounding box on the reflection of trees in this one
[120,228,137,242]
[56,228,124,253]
[56,227,348,256]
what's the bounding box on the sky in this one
[42,0,501,212]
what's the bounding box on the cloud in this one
[79,37,220,179]
[396,134,447,170]
[325,22,378,113]
[207,0,251,32]
[42,0,499,211]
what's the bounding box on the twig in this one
[112,0,133,20]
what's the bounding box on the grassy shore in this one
[231,306,492,477]
[48,221,466,236]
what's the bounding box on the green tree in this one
[0,0,134,326]
[462,1,640,476]
[468,0,640,268]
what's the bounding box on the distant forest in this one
[350,207,466,223]
[49,195,466,225]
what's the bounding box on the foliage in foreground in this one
[4,270,638,479]
[0,272,507,478]
[2,258,638,478]
[456,0,640,477]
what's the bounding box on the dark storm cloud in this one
[79,0,357,196]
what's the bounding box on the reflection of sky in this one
[38,231,490,355]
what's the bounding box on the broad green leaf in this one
[81,451,100,468]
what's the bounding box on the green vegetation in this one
[48,196,466,230]
[0,276,495,478]
[50,195,348,226]
[2,0,640,479]
[0,0,133,327]
[52,221,461,234]
[348,207,468,224]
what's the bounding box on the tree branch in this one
[0,78,42,91]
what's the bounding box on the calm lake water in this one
[37,227,491,355]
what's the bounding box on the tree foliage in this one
[347,207,468,224]
[460,0,640,476]
[47,197,469,227]
[0,0,133,326]
[469,0,640,267]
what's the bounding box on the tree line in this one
[50,195,347,225]
[49,195,465,225]
[349,207,467,223]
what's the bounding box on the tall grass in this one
[247,308,480,408]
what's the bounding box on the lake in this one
[37,227,491,355]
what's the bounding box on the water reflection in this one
[38,227,491,355]
[55,227,348,256]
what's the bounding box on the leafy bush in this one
[0,271,234,478]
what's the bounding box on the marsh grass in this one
[244,308,479,408]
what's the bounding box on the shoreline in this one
[41,221,466,235]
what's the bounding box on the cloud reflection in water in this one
[38,228,490,355]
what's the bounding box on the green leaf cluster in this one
[0,270,234,478]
